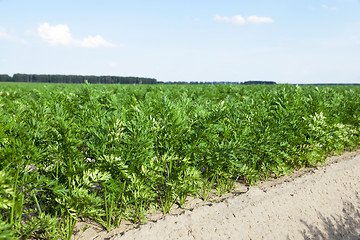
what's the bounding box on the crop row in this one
[0,83,359,239]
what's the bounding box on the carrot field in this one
[0,83,359,239]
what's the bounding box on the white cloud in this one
[0,27,27,44]
[214,15,273,25]
[38,23,72,46]
[214,14,245,24]
[81,35,115,48]
[233,15,247,24]
[37,23,116,48]
[246,15,274,24]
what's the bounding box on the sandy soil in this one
[74,150,360,240]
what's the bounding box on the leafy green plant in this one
[0,82,359,239]
[102,180,126,231]
[0,170,15,240]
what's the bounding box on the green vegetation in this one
[0,82,359,239]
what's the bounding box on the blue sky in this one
[0,0,359,84]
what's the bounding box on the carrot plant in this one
[0,82,359,238]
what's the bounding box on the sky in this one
[0,0,360,84]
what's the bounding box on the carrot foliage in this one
[0,83,359,238]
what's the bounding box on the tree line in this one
[0,74,157,84]
[161,80,277,85]
[0,74,281,85]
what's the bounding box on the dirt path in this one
[77,151,360,240]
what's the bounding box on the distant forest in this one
[0,74,279,85]
[0,74,157,84]
[1,74,359,85]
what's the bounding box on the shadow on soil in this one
[300,198,360,240]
